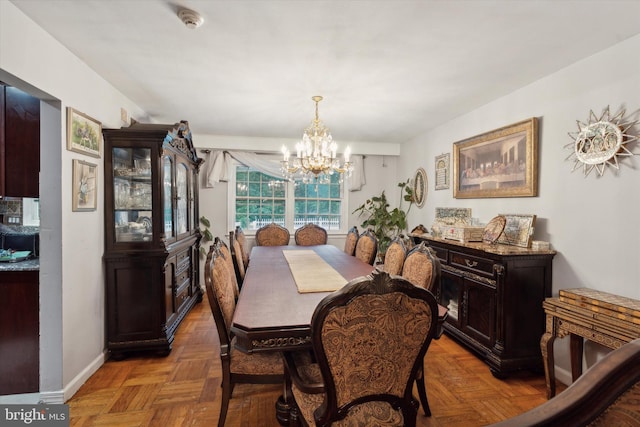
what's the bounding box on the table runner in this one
[283,249,348,293]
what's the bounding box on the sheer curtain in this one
[202,150,365,191]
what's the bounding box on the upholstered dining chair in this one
[255,222,290,246]
[283,269,439,427]
[383,236,407,275]
[402,242,442,295]
[401,241,443,416]
[490,338,640,427]
[354,229,377,265]
[214,237,240,297]
[343,226,359,256]
[294,223,328,246]
[234,226,249,268]
[204,245,283,427]
[229,230,246,286]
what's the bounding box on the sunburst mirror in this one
[565,106,638,177]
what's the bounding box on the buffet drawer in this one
[450,251,495,277]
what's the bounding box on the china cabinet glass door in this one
[176,163,188,235]
[163,155,174,239]
[112,147,152,243]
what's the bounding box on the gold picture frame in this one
[453,118,538,198]
[72,159,97,211]
[67,107,102,158]
[435,153,450,190]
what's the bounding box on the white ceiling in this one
[10,0,640,145]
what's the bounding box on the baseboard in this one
[554,366,571,387]
[38,390,65,404]
[60,350,107,402]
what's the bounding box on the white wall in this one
[398,34,640,384]
[1,2,149,402]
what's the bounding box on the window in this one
[231,164,347,233]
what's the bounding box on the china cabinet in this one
[412,235,555,378]
[103,121,203,357]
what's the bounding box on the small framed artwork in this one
[412,167,427,208]
[496,214,536,248]
[72,159,98,212]
[67,107,102,158]
[435,153,450,190]
[453,118,538,198]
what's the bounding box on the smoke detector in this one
[178,9,204,29]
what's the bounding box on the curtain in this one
[203,150,366,191]
[203,150,281,187]
[348,154,365,192]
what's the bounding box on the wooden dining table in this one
[230,244,448,425]
[231,244,448,354]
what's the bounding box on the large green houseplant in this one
[353,180,414,256]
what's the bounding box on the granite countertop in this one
[408,233,557,256]
[0,257,39,272]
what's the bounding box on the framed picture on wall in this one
[435,153,450,190]
[453,118,538,198]
[67,107,102,158]
[72,159,98,211]
[412,167,427,208]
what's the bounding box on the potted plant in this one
[353,180,414,259]
[199,216,213,258]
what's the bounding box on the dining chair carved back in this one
[402,242,442,295]
[234,226,249,268]
[294,223,328,246]
[204,245,283,427]
[343,226,359,256]
[214,237,240,297]
[354,229,377,265]
[229,231,246,287]
[400,241,443,415]
[383,236,407,275]
[255,222,291,246]
[284,269,438,427]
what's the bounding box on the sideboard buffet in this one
[411,234,556,378]
[103,121,203,358]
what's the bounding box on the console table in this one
[541,288,640,398]
[411,235,556,378]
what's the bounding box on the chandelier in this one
[281,96,353,183]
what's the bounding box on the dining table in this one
[230,244,448,425]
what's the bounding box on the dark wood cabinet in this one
[0,84,40,198]
[103,121,203,358]
[415,235,555,378]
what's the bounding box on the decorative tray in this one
[0,250,32,263]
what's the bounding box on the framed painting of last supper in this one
[453,118,538,199]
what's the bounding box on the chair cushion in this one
[295,225,328,246]
[383,242,405,275]
[402,253,434,290]
[344,230,358,256]
[292,383,404,426]
[256,224,290,246]
[355,235,376,264]
[323,293,431,406]
[588,382,640,426]
[229,337,283,375]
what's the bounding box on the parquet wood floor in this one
[68,295,565,426]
